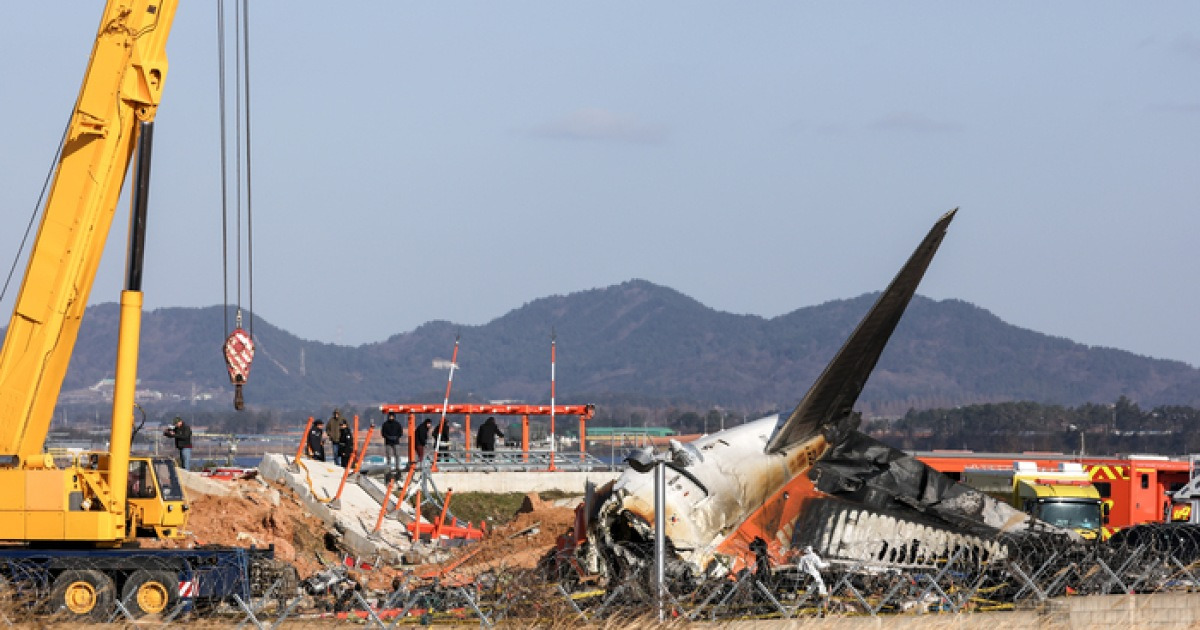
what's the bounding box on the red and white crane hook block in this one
[223,327,255,410]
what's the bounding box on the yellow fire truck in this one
[963,461,1103,540]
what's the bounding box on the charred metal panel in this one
[587,210,1085,585]
[810,430,1050,538]
[790,495,1007,570]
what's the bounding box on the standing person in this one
[381,412,404,469]
[306,420,326,462]
[163,417,192,471]
[476,416,504,461]
[415,419,432,462]
[749,536,772,587]
[327,410,344,466]
[337,415,354,468]
[797,545,830,615]
[438,420,451,460]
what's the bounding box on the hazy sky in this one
[1,3,1197,366]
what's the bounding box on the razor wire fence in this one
[3,524,1200,626]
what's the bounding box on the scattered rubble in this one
[150,454,584,594]
[259,453,421,567]
[412,493,578,581]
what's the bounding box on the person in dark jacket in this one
[336,415,354,468]
[327,411,344,466]
[749,536,772,586]
[381,412,404,469]
[437,420,451,458]
[306,420,326,461]
[415,419,432,462]
[163,417,193,470]
[476,416,504,461]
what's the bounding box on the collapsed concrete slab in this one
[355,468,619,494]
[259,453,417,565]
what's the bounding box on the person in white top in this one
[796,545,830,614]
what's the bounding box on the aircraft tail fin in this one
[765,208,957,454]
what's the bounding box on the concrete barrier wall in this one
[738,593,1200,629]
[423,470,620,494]
[1064,592,1200,628]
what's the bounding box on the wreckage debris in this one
[587,210,1088,588]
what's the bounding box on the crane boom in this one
[0,1,176,462]
[0,0,180,547]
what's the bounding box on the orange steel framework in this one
[379,403,596,471]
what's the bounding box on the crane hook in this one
[223,326,254,411]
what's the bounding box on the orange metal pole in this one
[522,414,530,463]
[435,489,454,542]
[352,424,375,474]
[353,414,360,463]
[580,415,587,463]
[397,464,416,509]
[464,414,472,463]
[407,413,417,464]
[332,451,354,504]
[295,416,314,462]
[413,490,423,541]
[373,475,397,534]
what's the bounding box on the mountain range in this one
[50,279,1200,417]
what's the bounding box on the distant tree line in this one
[52,395,1200,459]
[876,397,1200,455]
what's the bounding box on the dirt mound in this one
[144,473,332,579]
[416,493,578,582]
[516,492,548,514]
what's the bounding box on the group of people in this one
[304,410,419,469]
[305,410,357,467]
[750,536,831,614]
[413,415,506,462]
[302,411,507,469]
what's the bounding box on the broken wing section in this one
[765,208,958,455]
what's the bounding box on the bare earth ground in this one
[142,473,332,580]
[413,493,577,581]
[148,472,575,590]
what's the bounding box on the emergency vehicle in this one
[917,451,1194,539]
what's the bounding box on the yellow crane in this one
[0,0,184,546]
[0,2,290,621]
[0,0,201,620]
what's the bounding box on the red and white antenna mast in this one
[431,335,460,465]
[549,329,557,471]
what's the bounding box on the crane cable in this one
[0,124,68,307]
[218,0,256,410]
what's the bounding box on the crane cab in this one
[126,456,189,539]
[0,452,188,545]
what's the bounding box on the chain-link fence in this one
[3,524,1200,627]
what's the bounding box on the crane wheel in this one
[121,570,180,617]
[50,569,114,621]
